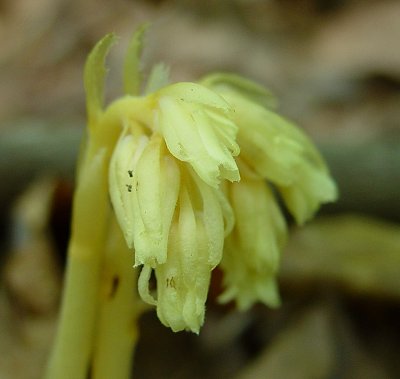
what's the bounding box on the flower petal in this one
[187,169,231,267]
[207,87,338,221]
[220,176,287,309]
[155,82,240,187]
[153,166,230,333]
[201,72,277,109]
[155,190,210,333]
[108,126,148,249]
[133,135,180,266]
[279,163,338,224]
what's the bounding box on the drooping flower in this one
[154,83,240,188]
[201,73,337,309]
[219,159,287,310]
[138,164,234,332]
[201,73,338,225]
[107,82,239,267]
[86,28,337,333]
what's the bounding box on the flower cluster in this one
[86,30,337,333]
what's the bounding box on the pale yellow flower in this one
[219,159,287,310]
[139,164,234,332]
[86,30,337,333]
[200,73,337,310]
[201,73,338,224]
[106,86,236,333]
[155,83,240,188]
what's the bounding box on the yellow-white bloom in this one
[109,130,181,267]
[85,30,337,333]
[142,166,233,333]
[154,82,240,188]
[201,73,338,224]
[219,160,287,310]
[107,83,239,271]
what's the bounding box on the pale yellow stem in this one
[45,146,110,379]
[92,217,143,379]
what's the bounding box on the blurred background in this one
[0,0,399,378]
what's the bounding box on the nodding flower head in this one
[85,29,337,333]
